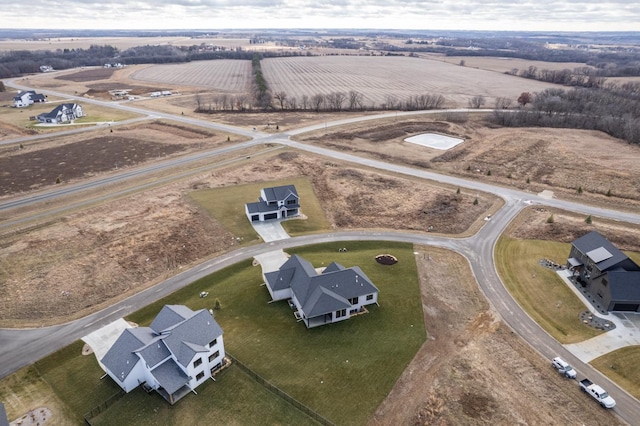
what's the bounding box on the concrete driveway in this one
[558,270,640,362]
[251,220,290,242]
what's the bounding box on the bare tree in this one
[311,93,325,112]
[274,91,288,109]
[301,94,309,110]
[468,95,486,109]
[494,97,512,109]
[287,96,298,110]
[327,92,346,111]
[348,90,363,110]
[195,93,202,111]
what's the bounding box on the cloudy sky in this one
[3,0,639,32]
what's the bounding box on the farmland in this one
[260,55,564,107]
[130,59,252,92]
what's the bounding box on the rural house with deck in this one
[36,103,84,124]
[264,254,379,328]
[245,184,300,222]
[101,305,226,404]
[567,231,640,312]
[13,90,46,108]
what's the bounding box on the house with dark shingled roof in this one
[36,103,83,124]
[245,184,299,222]
[567,231,640,312]
[101,305,225,404]
[13,90,46,108]
[264,254,379,328]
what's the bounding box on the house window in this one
[349,297,358,305]
[287,199,297,205]
[366,294,374,301]
[196,371,205,381]
[193,358,203,368]
[602,278,608,287]
[335,309,347,318]
[209,338,217,348]
[209,351,220,363]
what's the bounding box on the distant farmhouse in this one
[567,231,640,312]
[245,184,300,222]
[101,305,226,404]
[264,254,379,328]
[13,90,46,108]
[37,103,83,124]
[39,65,54,73]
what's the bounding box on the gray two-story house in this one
[567,231,640,312]
[245,185,300,222]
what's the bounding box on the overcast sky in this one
[3,0,639,32]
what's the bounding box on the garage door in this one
[612,303,640,311]
[264,213,278,220]
[251,215,260,222]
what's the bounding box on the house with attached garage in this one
[567,231,640,312]
[36,103,84,124]
[101,305,226,404]
[245,184,300,222]
[13,90,46,108]
[264,254,379,328]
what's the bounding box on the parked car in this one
[552,357,577,379]
[579,378,616,408]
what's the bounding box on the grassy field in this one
[3,241,423,425]
[128,240,425,425]
[590,346,640,400]
[91,366,321,425]
[495,236,603,344]
[189,176,332,242]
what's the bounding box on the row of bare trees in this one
[491,86,640,145]
[195,90,448,113]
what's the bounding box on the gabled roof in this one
[572,231,630,272]
[161,309,223,367]
[608,271,640,302]
[101,328,149,382]
[150,359,190,395]
[281,256,379,318]
[102,305,223,382]
[38,103,79,120]
[262,185,298,203]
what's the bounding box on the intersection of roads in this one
[1,77,640,422]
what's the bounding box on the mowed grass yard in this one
[0,99,141,135]
[495,237,603,344]
[591,346,640,400]
[7,241,423,425]
[189,176,331,242]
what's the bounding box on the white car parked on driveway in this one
[552,356,577,379]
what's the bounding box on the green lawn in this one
[91,366,321,426]
[16,241,423,425]
[495,237,603,344]
[188,177,331,242]
[590,346,640,400]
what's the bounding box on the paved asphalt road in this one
[2,78,640,422]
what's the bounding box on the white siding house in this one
[246,185,300,222]
[101,305,226,404]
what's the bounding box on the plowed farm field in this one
[130,59,252,93]
[261,56,563,108]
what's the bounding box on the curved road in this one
[2,78,640,422]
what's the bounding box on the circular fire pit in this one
[375,254,398,265]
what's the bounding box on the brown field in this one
[427,53,593,74]
[129,60,252,92]
[296,115,640,211]
[261,55,565,108]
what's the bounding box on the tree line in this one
[491,85,640,145]
[0,44,308,79]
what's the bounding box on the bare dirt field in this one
[370,246,624,426]
[129,59,252,93]
[261,55,564,108]
[0,120,227,197]
[296,115,640,211]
